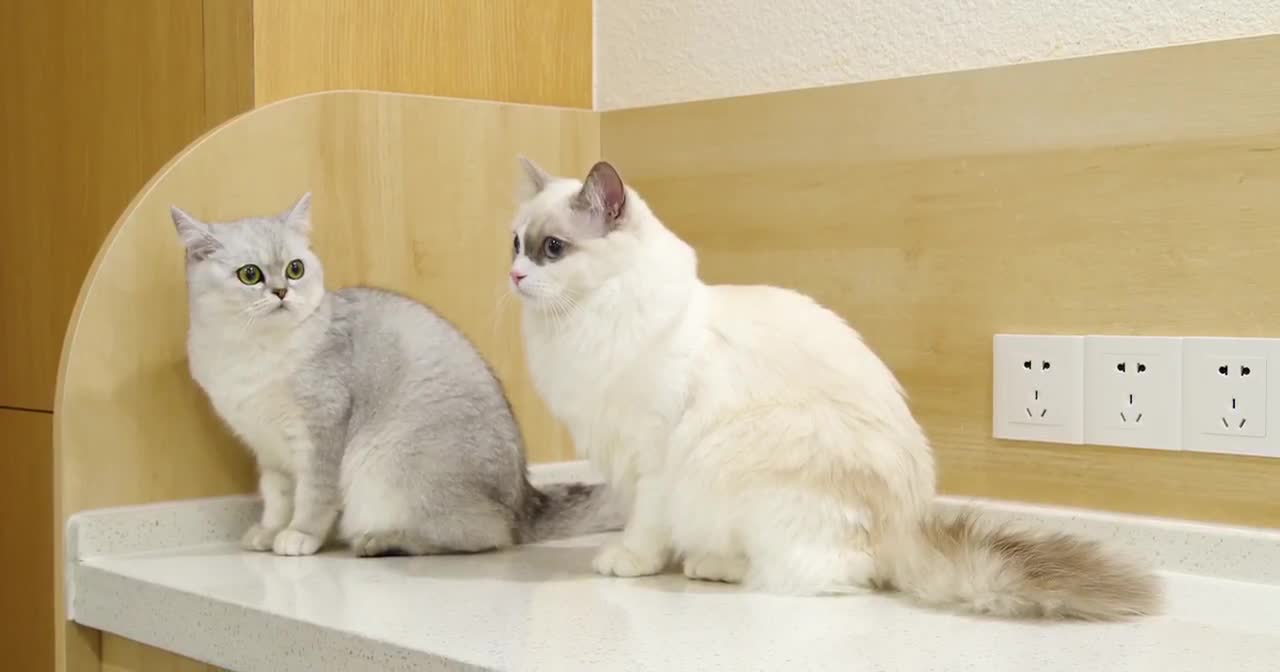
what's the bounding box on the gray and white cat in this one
[172,193,619,556]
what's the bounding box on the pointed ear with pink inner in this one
[573,161,627,230]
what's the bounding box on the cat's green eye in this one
[285,259,305,280]
[235,264,263,285]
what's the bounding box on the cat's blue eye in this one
[543,237,566,259]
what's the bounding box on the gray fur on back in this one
[304,287,530,551]
[173,195,621,556]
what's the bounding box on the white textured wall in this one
[595,0,1280,109]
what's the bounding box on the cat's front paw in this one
[592,542,667,577]
[683,554,747,583]
[241,524,281,552]
[272,528,325,556]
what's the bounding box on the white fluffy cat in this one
[508,158,1159,620]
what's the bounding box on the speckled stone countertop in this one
[67,462,1280,672]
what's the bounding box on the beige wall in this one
[595,0,1280,108]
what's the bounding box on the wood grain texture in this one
[56,92,592,518]
[203,0,256,126]
[0,0,249,412]
[56,92,593,667]
[0,4,255,670]
[0,409,54,672]
[102,635,224,672]
[252,0,593,107]
[601,35,1280,528]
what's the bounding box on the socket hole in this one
[1240,418,1247,429]
[1232,398,1237,410]
[1041,361,1051,371]
[1120,412,1127,422]
[1135,413,1143,423]
[1116,362,1126,373]
[1023,360,1032,370]
[1034,390,1039,401]
[1241,366,1252,376]
[1026,408,1033,418]
[1039,409,1047,417]
[1137,363,1147,373]
[1128,393,1134,405]
[1219,365,1229,376]
[1222,417,1230,428]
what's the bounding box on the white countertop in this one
[74,536,1280,672]
[67,463,1280,672]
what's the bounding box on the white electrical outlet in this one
[993,334,1084,444]
[1182,337,1280,458]
[1083,336,1181,450]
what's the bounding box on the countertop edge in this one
[65,460,1280,671]
[72,563,486,672]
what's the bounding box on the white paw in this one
[683,554,747,583]
[350,532,410,557]
[592,542,667,577]
[241,524,281,552]
[272,528,324,556]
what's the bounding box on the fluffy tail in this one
[878,511,1162,620]
[519,482,626,543]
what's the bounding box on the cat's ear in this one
[281,192,312,236]
[516,155,552,201]
[171,206,221,261]
[572,161,627,228]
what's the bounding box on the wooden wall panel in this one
[252,0,593,108]
[601,35,1280,528]
[56,92,592,525]
[56,93,594,669]
[0,3,257,671]
[203,0,256,126]
[0,409,54,672]
[101,636,224,672]
[0,0,252,413]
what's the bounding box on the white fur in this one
[509,164,1162,621]
[180,198,333,555]
[512,170,934,594]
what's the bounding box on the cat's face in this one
[172,193,326,330]
[508,159,633,310]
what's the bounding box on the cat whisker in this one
[237,297,275,334]
[236,299,267,317]
[489,289,514,341]
[549,294,577,336]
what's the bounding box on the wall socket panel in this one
[992,335,1085,444]
[1083,336,1182,451]
[1182,337,1280,458]
[993,334,1280,458]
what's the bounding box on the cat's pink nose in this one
[509,271,526,285]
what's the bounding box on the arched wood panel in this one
[55,90,595,671]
